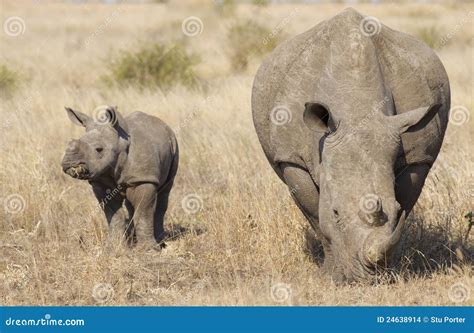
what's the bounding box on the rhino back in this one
[252,8,449,183]
[119,111,178,188]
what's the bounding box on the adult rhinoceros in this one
[252,8,450,282]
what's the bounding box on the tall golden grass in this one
[0,1,472,305]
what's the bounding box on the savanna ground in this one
[0,0,472,306]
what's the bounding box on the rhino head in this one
[61,106,129,181]
[303,101,440,282]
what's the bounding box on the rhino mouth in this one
[64,164,90,179]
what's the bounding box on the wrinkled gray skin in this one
[252,8,450,283]
[61,106,178,248]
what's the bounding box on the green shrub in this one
[214,0,236,17]
[227,20,282,71]
[252,0,269,6]
[415,26,443,49]
[103,43,199,90]
[0,64,19,96]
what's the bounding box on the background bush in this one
[214,0,236,17]
[103,42,200,90]
[0,64,20,96]
[227,20,283,71]
[414,26,444,49]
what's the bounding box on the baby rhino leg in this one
[91,183,128,246]
[126,184,158,249]
[153,181,174,248]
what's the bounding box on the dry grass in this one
[0,1,472,306]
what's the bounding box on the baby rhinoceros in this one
[61,106,178,249]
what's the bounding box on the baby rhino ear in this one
[65,107,91,127]
[103,106,118,126]
[104,106,129,138]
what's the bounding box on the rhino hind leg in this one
[153,180,174,248]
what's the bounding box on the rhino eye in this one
[95,147,104,153]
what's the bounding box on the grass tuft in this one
[0,64,20,96]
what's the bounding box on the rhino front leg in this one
[395,163,431,215]
[91,183,130,245]
[392,163,431,262]
[280,163,338,277]
[126,183,159,249]
[281,163,321,232]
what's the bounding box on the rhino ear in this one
[104,106,129,138]
[65,107,90,127]
[389,103,441,134]
[303,102,331,133]
[104,106,119,127]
